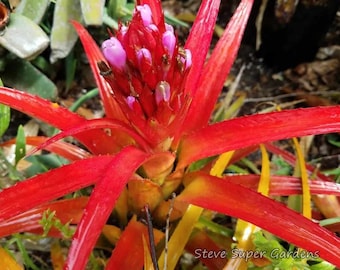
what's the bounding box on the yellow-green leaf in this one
[80,0,105,26]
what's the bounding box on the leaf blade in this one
[0,156,116,221]
[183,0,254,132]
[179,106,340,168]
[177,174,340,267]
[65,146,150,270]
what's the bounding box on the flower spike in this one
[99,1,192,148]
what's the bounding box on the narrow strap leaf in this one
[292,137,312,219]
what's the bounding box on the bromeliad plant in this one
[1,0,340,268]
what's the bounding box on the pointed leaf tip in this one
[183,0,254,132]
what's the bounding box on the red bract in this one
[1,0,340,268]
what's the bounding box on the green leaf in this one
[319,217,340,227]
[9,235,40,270]
[0,148,23,182]
[0,103,10,138]
[0,13,49,59]
[272,155,292,175]
[80,0,105,26]
[310,261,335,270]
[253,232,335,270]
[326,134,340,148]
[50,0,82,62]
[107,0,126,18]
[24,154,68,177]
[40,209,74,238]
[15,0,50,24]
[65,50,77,92]
[15,125,26,166]
[1,56,57,100]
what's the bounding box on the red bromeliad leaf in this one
[177,175,340,267]
[183,0,254,132]
[0,87,116,154]
[185,172,340,196]
[184,0,221,96]
[0,87,84,128]
[238,174,340,196]
[0,197,88,238]
[1,136,91,161]
[178,106,340,168]
[27,119,152,156]
[106,218,164,270]
[65,146,150,270]
[72,21,127,122]
[0,156,116,221]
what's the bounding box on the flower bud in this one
[119,25,128,38]
[102,37,126,69]
[162,30,176,58]
[147,24,158,32]
[155,81,170,104]
[126,96,136,109]
[135,4,152,26]
[136,48,152,66]
[165,23,174,33]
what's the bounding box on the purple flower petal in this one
[102,37,127,69]
[135,4,153,26]
[136,48,152,66]
[126,96,136,109]
[162,31,176,57]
